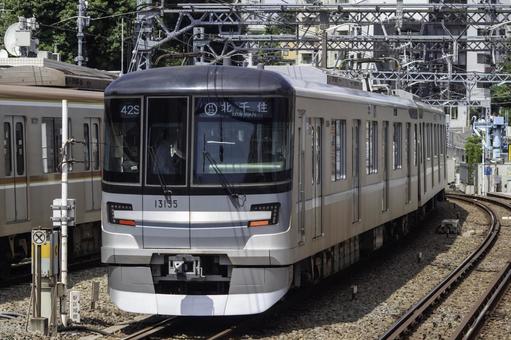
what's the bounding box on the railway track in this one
[120,316,179,340]
[380,193,511,340]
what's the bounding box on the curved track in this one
[380,194,502,340]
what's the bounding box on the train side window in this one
[434,124,437,156]
[331,119,346,181]
[4,122,12,176]
[428,123,432,159]
[41,117,62,173]
[92,122,100,170]
[414,124,418,166]
[83,123,91,170]
[68,118,73,162]
[393,122,402,169]
[365,120,378,174]
[15,122,24,175]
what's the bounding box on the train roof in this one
[0,84,104,103]
[0,58,116,90]
[106,65,442,115]
[105,65,294,97]
[265,65,443,113]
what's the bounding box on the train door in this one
[382,121,389,211]
[308,117,323,238]
[143,97,190,249]
[3,116,28,222]
[83,118,101,211]
[298,112,306,244]
[352,119,360,222]
[406,123,411,203]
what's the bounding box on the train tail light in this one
[248,203,280,227]
[107,202,135,227]
[248,219,270,228]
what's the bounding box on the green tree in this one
[491,55,511,111]
[464,135,482,185]
[0,0,136,70]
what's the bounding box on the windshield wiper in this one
[203,151,246,208]
[148,146,173,204]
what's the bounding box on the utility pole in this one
[76,0,89,66]
[60,100,70,326]
[121,17,124,74]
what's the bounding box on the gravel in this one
[1,198,509,340]
[236,199,495,340]
[0,266,136,339]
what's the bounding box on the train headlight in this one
[248,202,280,227]
[107,202,135,226]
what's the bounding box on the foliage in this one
[491,55,511,109]
[464,135,482,184]
[0,0,136,70]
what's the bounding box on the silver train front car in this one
[102,66,295,316]
[101,65,447,316]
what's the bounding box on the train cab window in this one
[84,123,91,171]
[393,122,402,169]
[366,121,378,174]
[146,97,187,186]
[15,122,24,175]
[193,97,291,185]
[104,98,141,183]
[331,119,346,181]
[4,122,12,176]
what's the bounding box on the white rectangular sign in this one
[69,290,80,323]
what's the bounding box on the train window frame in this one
[190,95,293,187]
[365,120,378,175]
[3,122,12,176]
[103,96,143,185]
[393,122,402,170]
[144,96,189,188]
[331,119,346,181]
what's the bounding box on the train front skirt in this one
[107,265,292,315]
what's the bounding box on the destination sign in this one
[195,97,272,120]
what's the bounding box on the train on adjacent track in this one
[0,84,104,275]
[102,65,447,316]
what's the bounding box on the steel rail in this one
[379,194,500,340]
[451,260,511,340]
[120,316,178,340]
[206,326,237,340]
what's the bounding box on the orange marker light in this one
[248,220,270,227]
[119,219,136,226]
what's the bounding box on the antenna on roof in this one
[3,17,39,57]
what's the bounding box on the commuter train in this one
[0,85,103,275]
[102,65,447,316]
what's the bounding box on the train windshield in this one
[104,98,141,183]
[193,97,292,185]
